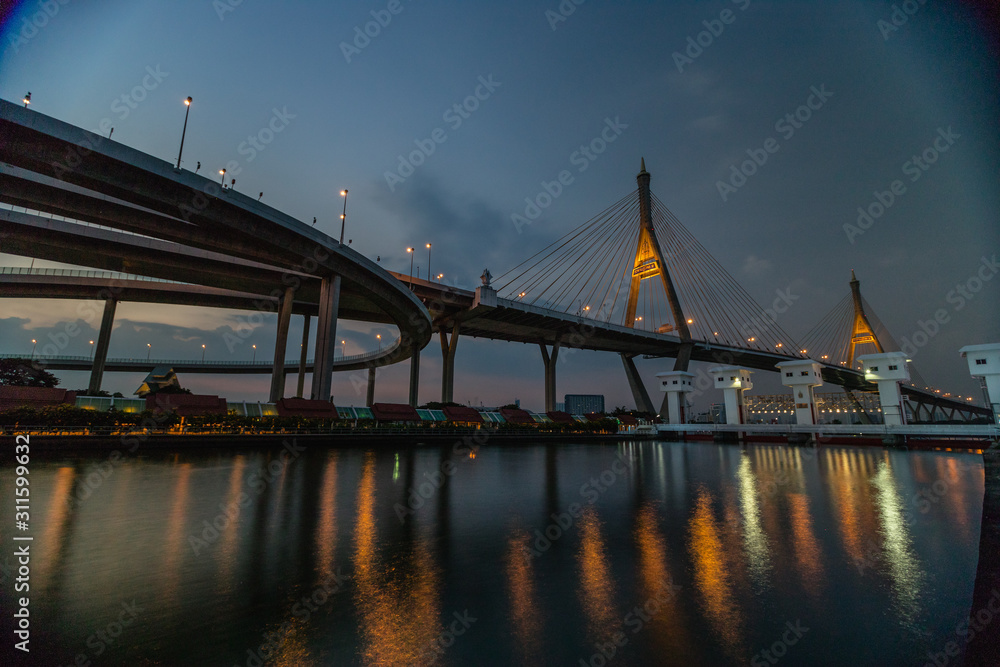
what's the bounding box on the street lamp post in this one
[426,243,432,281]
[252,344,257,364]
[30,339,37,360]
[339,189,348,244]
[407,247,414,288]
[175,97,192,170]
[89,340,95,360]
[376,334,381,351]
[219,168,226,186]
[22,92,31,108]
[341,340,346,357]
[201,344,206,362]
[146,343,151,361]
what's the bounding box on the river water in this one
[1,438,986,666]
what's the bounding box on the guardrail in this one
[656,423,999,437]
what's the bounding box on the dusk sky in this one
[1,0,997,410]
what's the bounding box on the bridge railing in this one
[0,266,189,283]
[0,338,403,367]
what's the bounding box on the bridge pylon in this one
[847,270,884,368]
[625,159,692,371]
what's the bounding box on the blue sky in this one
[1,0,998,409]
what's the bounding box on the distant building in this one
[565,394,604,415]
[555,402,565,412]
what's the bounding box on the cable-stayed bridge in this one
[0,100,990,422]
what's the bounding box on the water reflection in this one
[688,488,744,658]
[576,507,619,642]
[505,530,543,665]
[787,493,824,599]
[871,458,926,629]
[634,502,691,660]
[353,452,441,666]
[736,456,772,594]
[315,451,339,584]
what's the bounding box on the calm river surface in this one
[1,439,986,666]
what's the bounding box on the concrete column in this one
[656,371,694,424]
[87,298,117,395]
[858,352,910,425]
[621,354,654,413]
[408,344,420,407]
[775,359,824,425]
[296,314,310,398]
[960,343,1000,424]
[269,287,295,403]
[366,366,376,407]
[539,338,561,413]
[311,274,342,401]
[440,323,460,403]
[708,366,754,424]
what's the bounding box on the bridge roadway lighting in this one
[147,343,151,360]
[341,340,346,357]
[252,344,257,364]
[219,168,226,186]
[339,190,348,244]
[89,340,95,360]
[30,339,36,360]
[175,97,192,170]
[426,243,432,280]
[22,92,30,108]
[376,334,381,351]
[201,344,206,362]
[407,247,414,288]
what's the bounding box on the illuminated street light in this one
[22,92,31,108]
[30,338,37,359]
[146,343,151,360]
[219,168,226,186]
[89,340,95,360]
[426,243,432,280]
[339,189,348,244]
[252,344,257,364]
[341,340,346,357]
[376,334,381,351]
[437,273,444,280]
[201,344,206,362]
[175,96,192,170]
[407,247,414,288]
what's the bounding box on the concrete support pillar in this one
[775,359,824,425]
[296,314,310,398]
[708,366,754,424]
[621,354,654,413]
[311,274,342,402]
[656,370,695,424]
[408,344,420,407]
[960,343,1000,425]
[540,338,561,413]
[858,352,910,426]
[366,366,376,407]
[87,298,117,395]
[269,287,295,403]
[440,323,460,403]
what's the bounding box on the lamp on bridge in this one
[30,339,36,360]
[426,243,432,280]
[219,168,226,186]
[252,344,257,364]
[175,97,192,170]
[89,340,94,360]
[341,340,346,357]
[339,189,348,244]
[406,247,414,288]
[376,334,381,351]
[201,344,206,362]
[22,92,30,108]
[146,343,151,361]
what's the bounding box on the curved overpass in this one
[0,100,431,401]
